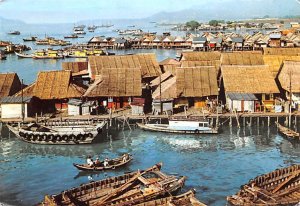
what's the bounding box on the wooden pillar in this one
[249,117,252,127]
[243,116,246,127]
[229,116,232,127]
[294,116,297,127]
[268,116,270,127]
[257,117,260,126]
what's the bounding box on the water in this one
[0,124,300,206]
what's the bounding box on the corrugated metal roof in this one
[227,93,258,101]
[192,37,207,43]
[269,33,281,39]
[232,37,244,43]
[0,96,33,103]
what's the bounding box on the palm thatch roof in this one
[176,67,218,97]
[84,68,141,97]
[221,52,264,65]
[15,71,86,100]
[159,58,180,66]
[221,65,279,94]
[263,48,300,56]
[150,71,173,87]
[181,60,221,77]
[278,61,300,92]
[0,73,21,97]
[180,51,221,61]
[152,76,177,100]
[162,64,180,76]
[62,61,88,73]
[88,53,161,79]
[263,55,300,77]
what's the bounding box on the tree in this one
[186,20,200,30]
[245,23,251,28]
[209,20,224,27]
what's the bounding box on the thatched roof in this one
[159,58,180,66]
[181,60,221,77]
[150,71,173,87]
[62,61,88,73]
[84,68,141,97]
[221,52,264,65]
[221,65,279,94]
[152,77,177,100]
[180,51,221,61]
[15,71,86,100]
[88,53,161,79]
[263,48,300,56]
[0,73,21,97]
[263,55,300,77]
[162,64,180,76]
[278,61,300,92]
[176,67,218,97]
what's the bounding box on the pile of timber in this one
[39,163,207,206]
[276,122,300,141]
[227,164,300,205]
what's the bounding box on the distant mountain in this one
[146,0,300,23]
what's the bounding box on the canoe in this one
[276,122,300,141]
[7,122,106,145]
[73,153,133,171]
[135,189,207,206]
[38,163,186,206]
[14,51,33,58]
[227,164,300,206]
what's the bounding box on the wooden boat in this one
[73,153,133,171]
[64,34,79,39]
[38,163,186,206]
[137,117,218,134]
[227,164,300,206]
[135,190,207,206]
[276,122,299,141]
[32,50,64,59]
[0,51,6,60]
[23,36,37,41]
[8,31,20,35]
[7,121,106,145]
[14,51,33,58]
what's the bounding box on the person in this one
[86,156,94,167]
[122,154,128,162]
[94,157,100,166]
[103,158,109,167]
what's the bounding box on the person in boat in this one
[86,156,94,167]
[122,154,128,162]
[103,158,109,167]
[94,157,100,166]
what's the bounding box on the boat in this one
[73,153,133,171]
[0,41,11,47]
[135,190,207,206]
[38,163,186,206]
[7,121,106,145]
[0,50,6,60]
[137,117,218,134]
[64,34,78,39]
[7,31,20,35]
[227,164,300,206]
[23,36,37,41]
[14,51,33,58]
[32,49,64,59]
[276,122,300,141]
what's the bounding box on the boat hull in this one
[137,123,218,134]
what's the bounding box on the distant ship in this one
[8,31,20,35]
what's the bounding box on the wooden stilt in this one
[249,117,252,127]
[268,116,270,127]
[257,117,260,127]
[243,116,246,127]
[229,116,232,127]
[234,110,240,128]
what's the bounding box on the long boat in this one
[135,190,207,206]
[38,163,186,206]
[7,122,106,145]
[14,51,33,58]
[73,153,133,171]
[276,122,300,141]
[23,36,37,41]
[7,31,20,35]
[137,117,218,134]
[227,164,300,206]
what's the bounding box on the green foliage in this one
[186,20,200,30]
[209,20,225,26]
[244,23,251,28]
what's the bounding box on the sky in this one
[0,0,299,24]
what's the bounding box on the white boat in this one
[14,51,33,58]
[137,117,218,134]
[7,121,106,145]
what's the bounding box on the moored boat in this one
[7,121,106,145]
[276,122,300,141]
[23,36,37,41]
[14,51,33,58]
[38,163,186,206]
[32,49,64,59]
[8,31,20,35]
[64,34,79,39]
[137,117,218,134]
[227,164,300,206]
[73,153,133,171]
[0,50,6,60]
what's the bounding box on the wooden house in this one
[263,55,300,77]
[277,61,300,111]
[0,73,22,97]
[231,37,244,50]
[88,53,161,82]
[15,70,86,113]
[209,37,223,50]
[159,58,181,75]
[221,65,280,112]
[84,68,142,110]
[268,33,281,48]
[191,37,207,51]
[68,98,95,116]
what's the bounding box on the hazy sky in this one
[0,0,299,24]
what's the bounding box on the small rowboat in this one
[276,122,300,141]
[73,153,133,171]
[14,51,33,58]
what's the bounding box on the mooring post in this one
[268,116,270,127]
